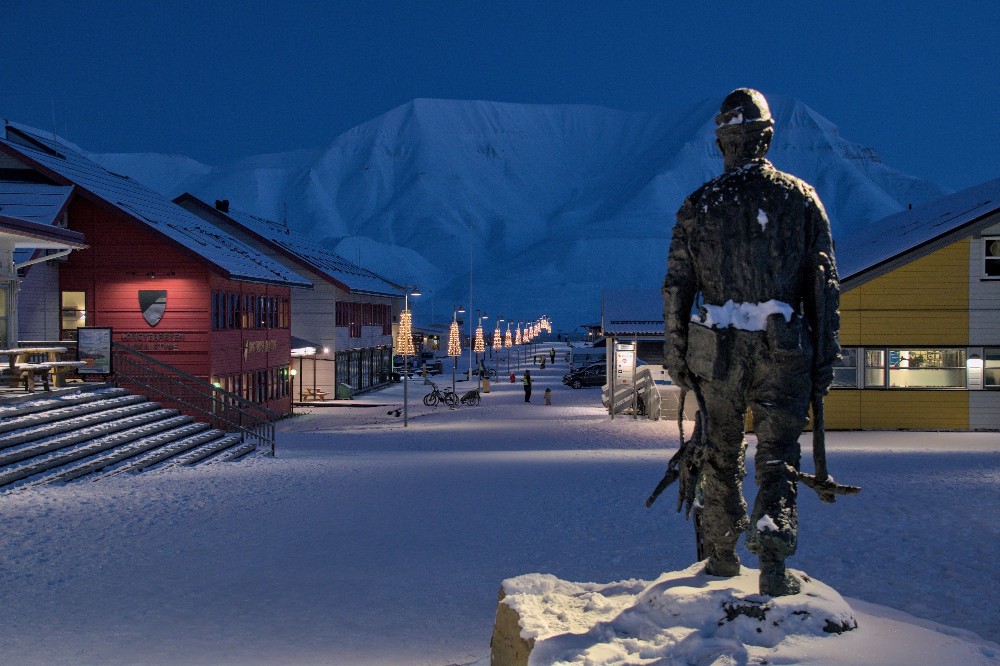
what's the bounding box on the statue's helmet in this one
[714,88,774,132]
[714,88,774,164]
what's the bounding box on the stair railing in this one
[111,342,277,455]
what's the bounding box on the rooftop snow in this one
[0,123,312,288]
[838,176,1000,282]
[0,180,74,225]
[209,203,401,297]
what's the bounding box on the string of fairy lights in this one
[398,310,552,360]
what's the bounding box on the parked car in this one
[562,363,606,389]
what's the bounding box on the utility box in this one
[336,383,354,400]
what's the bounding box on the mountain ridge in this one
[88,96,952,328]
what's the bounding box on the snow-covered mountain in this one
[89,97,951,330]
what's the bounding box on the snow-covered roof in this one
[602,288,664,336]
[838,176,1000,284]
[176,195,402,297]
[0,180,74,225]
[0,123,312,288]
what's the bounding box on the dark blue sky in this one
[2,2,997,191]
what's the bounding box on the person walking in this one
[522,369,532,402]
[549,348,556,364]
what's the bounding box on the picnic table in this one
[0,346,86,391]
[303,387,329,401]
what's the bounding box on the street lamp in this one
[398,285,421,427]
[449,305,464,394]
[473,311,488,389]
[504,322,513,375]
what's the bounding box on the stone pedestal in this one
[490,563,856,665]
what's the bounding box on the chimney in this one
[215,199,230,213]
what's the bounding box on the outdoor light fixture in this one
[493,324,502,350]
[448,307,463,357]
[397,310,416,356]
[474,323,485,353]
[505,324,513,348]
[515,325,522,346]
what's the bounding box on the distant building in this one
[0,123,311,415]
[175,195,403,399]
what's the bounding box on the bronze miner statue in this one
[650,88,858,597]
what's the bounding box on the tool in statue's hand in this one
[797,391,860,503]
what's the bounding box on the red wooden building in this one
[0,123,312,415]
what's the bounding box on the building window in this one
[864,349,886,388]
[831,347,859,388]
[985,237,1000,278]
[985,349,1000,390]
[887,348,966,388]
[61,291,87,336]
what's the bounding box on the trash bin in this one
[336,383,354,400]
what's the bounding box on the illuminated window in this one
[985,237,1000,278]
[61,291,87,334]
[864,349,886,388]
[887,349,966,388]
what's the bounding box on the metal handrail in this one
[111,342,277,455]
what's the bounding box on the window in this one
[985,237,1000,277]
[61,291,87,335]
[831,348,859,388]
[887,348,966,388]
[985,349,1000,390]
[864,349,886,388]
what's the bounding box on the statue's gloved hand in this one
[812,363,834,397]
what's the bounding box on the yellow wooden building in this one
[827,177,1000,430]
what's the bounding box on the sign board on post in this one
[615,342,635,387]
[77,327,113,375]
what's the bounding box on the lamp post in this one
[504,322,512,375]
[449,305,464,394]
[473,311,488,389]
[397,286,421,427]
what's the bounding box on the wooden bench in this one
[1,363,53,392]
[303,387,329,401]
[47,360,89,387]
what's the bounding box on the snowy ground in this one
[1,343,999,665]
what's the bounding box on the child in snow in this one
[544,388,552,405]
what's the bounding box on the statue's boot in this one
[759,554,801,596]
[704,545,741,577]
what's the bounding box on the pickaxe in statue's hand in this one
[796,392,861,503]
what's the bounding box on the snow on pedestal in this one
[491,562,857,666]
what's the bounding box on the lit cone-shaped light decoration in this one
[397,310,415,356]
[515,326,522,346]
[474,324,485,353]
[448,320,462,357]
[505,328,513,348]
[493,327,502,351]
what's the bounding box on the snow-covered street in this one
[2,347,999,665]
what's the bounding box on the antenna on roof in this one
[282,202,288,228]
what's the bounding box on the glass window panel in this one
[985,238,1000,277]
[864,349,886,388]
[832,347,859,388]
[61,291,87,332]
[984,348,1000,389]
[888,349,967,388]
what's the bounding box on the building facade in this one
[1,123,311,415]
[176,196,402,399]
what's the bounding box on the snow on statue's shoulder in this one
[491,563,998,665]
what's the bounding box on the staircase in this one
[0,386,258,492]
